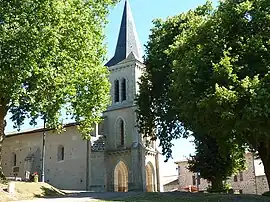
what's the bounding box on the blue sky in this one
[105,0,218,59]
[5,0,219,177]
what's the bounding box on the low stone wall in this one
[163,180,179,192]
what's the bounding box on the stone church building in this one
[2,0,161,192]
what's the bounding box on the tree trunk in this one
[0,104,7,179]
[210,177,224,192]
[258,142,270,191]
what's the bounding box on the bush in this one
[223,183,232,193]
[0,179,8,185]
[0,170,6,180]
[262,191,270,197]
[207,183,232,193]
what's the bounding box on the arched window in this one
[239,172,243,181]
[192,175,196,185]
[120,120,124,146]
[121,78,126,101]
[57,145,64,161]
[234,175,238,182]
[116,118,125,147]
[114,80,120,103]
[13,153,17,166]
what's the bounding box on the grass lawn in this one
[1,183,269,202]
[0,181,65,201]
[100,192,270,202]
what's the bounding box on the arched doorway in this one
[145,162,155,192]
[114,161,128,192]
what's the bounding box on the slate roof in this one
[105,0,143,67]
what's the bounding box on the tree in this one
[137,2,213,160]
[137,0,270,188]
[188,134,245,192]
[0,0,116,176]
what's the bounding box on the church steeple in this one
[106,0,143,67]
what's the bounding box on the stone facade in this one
[174,153,269,195]
[2,0,161,192]
[163,179,178,192]
[226,153,256,194]
[176,160,209,191]
[3,120,160,191]
[256,175,269,195]
[3,125,87,190]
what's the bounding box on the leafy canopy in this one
[137,0,270,186]
[188,134,245,191]
[0,0,117,137]
[137,2,213,159]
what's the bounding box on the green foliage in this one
[171,0,270,185]
[137,1,213,159]
[262,191,270,197]
[0,170,5,180]
[207,183,231,194]
[188,135,245,191]
[0,0,117,137]
[137,0,270,187]
[223,183,232,193]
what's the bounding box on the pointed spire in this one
[106,0,143,67]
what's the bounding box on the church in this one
[2,0,161,192]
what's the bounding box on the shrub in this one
[262,191,270,197]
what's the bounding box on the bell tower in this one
[103,0,160,192]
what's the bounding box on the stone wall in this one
[103,106,137,151]
[144,150,158,192]
[3,125,88,190]
[176,153,265,194]
[163,180,178,192]
[90,151,106,192]
[256,175,269,195]
[105,150,133,192]
[226,153,256,194]
[177,161,209,191]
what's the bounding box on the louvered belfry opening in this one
[114,80,120,102]
[121,78,126,101]
[120,120,124,146]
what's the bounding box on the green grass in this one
[98,192,270,202]
[0,182,65,201]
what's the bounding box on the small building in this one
[173,153,269,195]
[162,175,179,192]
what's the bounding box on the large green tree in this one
[137,3,213,160]
[0,0,116,176]
[188,134,245,192]
[137,0,270,187]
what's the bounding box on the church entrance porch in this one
[114,161,128,192]
[145,162,155,192]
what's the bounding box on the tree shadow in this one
[31,191,270,201]
[34,186,66,198]
[34,188,142,200]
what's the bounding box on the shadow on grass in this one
[34,188,142,200]
[34,186,139,200]
[33,189,270,202]
[109,192,270,202]
[34,186,66,198]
